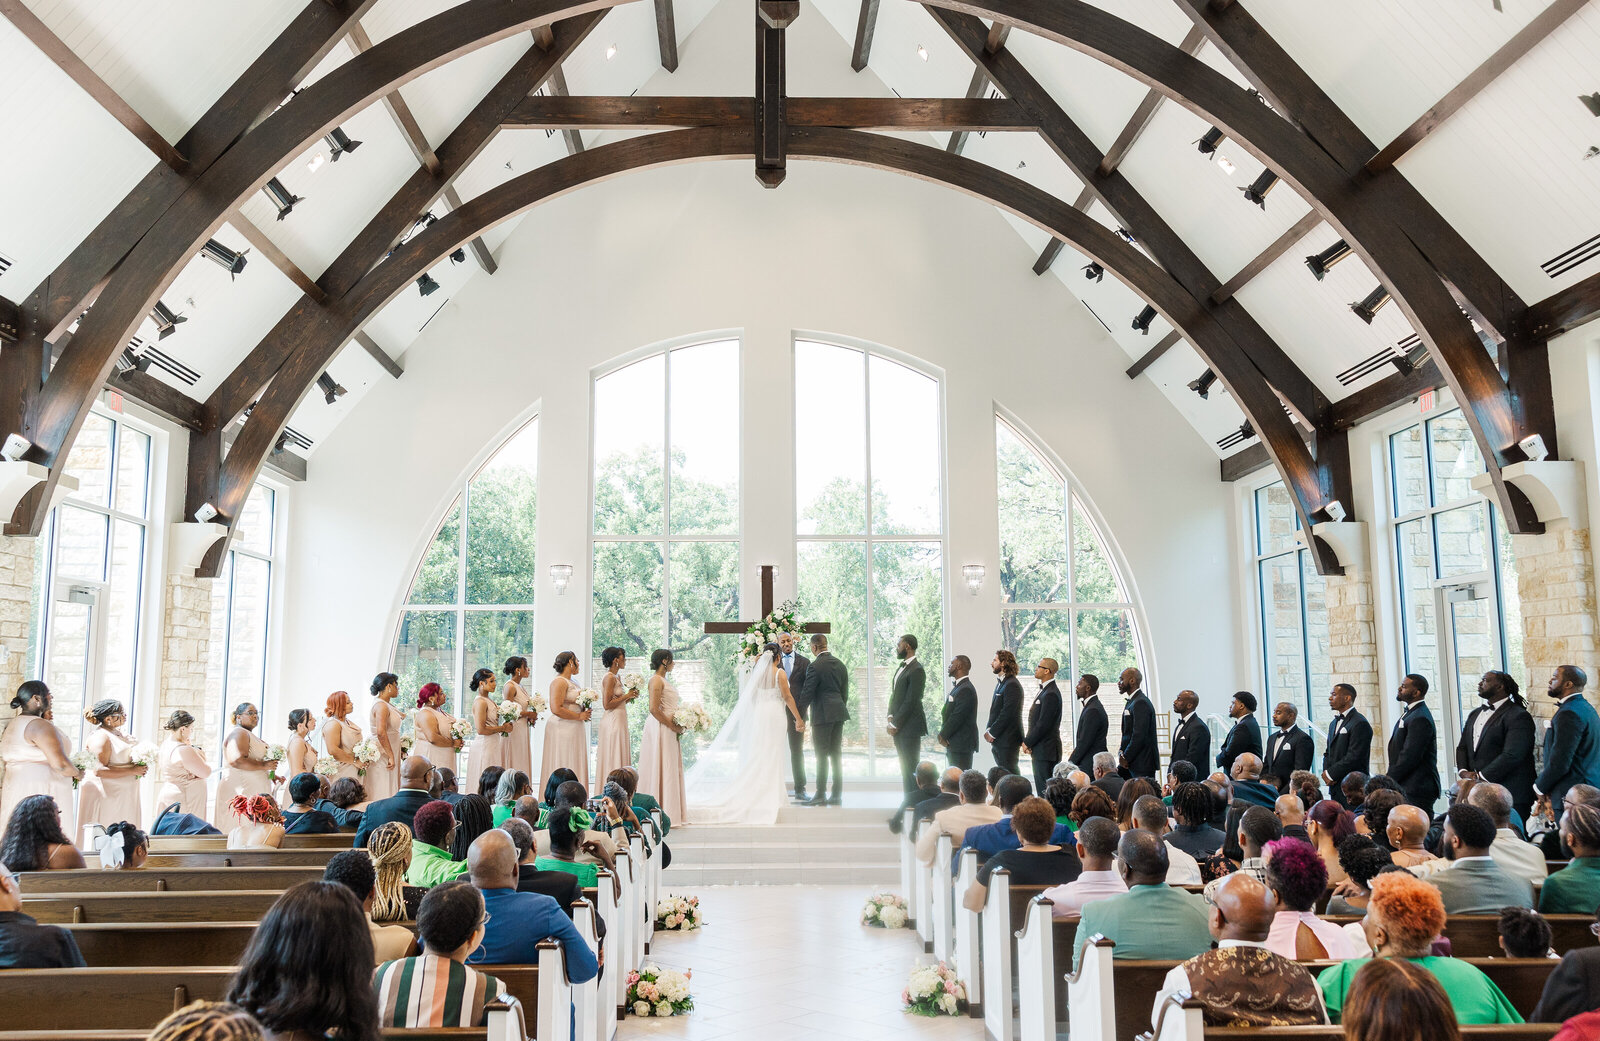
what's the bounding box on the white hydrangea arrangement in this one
[625,964,693,1017]
[902,961,968,1017]
[861,892,908,929]
[736,600,807,662]
[673,703,713,733]
[654,894,702,931]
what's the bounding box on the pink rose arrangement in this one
[903,961,967,1017]
[625,963,692,1017]
[654,894,702,931]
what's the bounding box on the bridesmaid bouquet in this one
[625,964,693,1018]
[573,689,599,712]
[315,754,341,777]
[69,749,94,787]
[264,744,287,783]
[130,742,159,769]
[351,738,380,775]
[623,673,646,696]
[400,733,415,755]
[861,892,908,928]
[673,704,713,733]
[496,700,522,725]
[526,692,548,714]
[449,717,473,743]
[902,961,968,1017]
[654,894,702,931]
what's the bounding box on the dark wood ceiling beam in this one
[229,211,327,304]
[653,0,679,72]
[1125,329,1182,380]
[946,67,992,155]
[851,0,880,72]
[1518,270,1600,341]
[347,23,443,175]
[1096,24,1206,177]
[354,331,403,378]
[1367,0,1589,173]
[1033,184,1092,274]
[1210,208,1322,304]
[442,186,498,274]
[544,67,586,154]
[501,94,1032,131]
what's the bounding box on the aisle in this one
[616,885,983,1041]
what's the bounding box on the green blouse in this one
[1317,957,1523,1025]
[535,856,599,888]
[1538,856,1600,914]
[490,803,514,828]
[404,840,470,887]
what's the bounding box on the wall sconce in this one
[549,564,574,595]
[962,564,986,596]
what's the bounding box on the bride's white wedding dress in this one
[684,651,790,826]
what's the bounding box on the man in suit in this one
[1322,684,1373,807]
[1117,667,1158,780]
[1536,665,1600,817]
[984,650,1024,773]
[1091,750,1124,801]
[1216,692,1263,774]
[800,633,850,806]
[1427,803,1535,913]
[1168,689,1210,781]
[886,634,928,795]
[354,754,437,848]
[777,632,811,802]
[888,761,941,834]
[1456,670,1537,821]
[1388,673,1442,814]
[1227,753,1280,809]
[1263,702,1314,793]
[1023,658,1064,792]
[916,768,1003,866]
[938,656,979,769]
[1068,674,1108,773]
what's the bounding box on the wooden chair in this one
[20,866,324,893]
[21,890,285,924]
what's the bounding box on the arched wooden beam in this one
[196,125,1343,577]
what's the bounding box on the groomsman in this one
[1264,702,1315,793]
[1117,667,1158,780]
[1388,674,1441,813]
[1535,665,1600,817]
[1168,690,1210,780]
[1023,658,1064,792]
[1068,674,1107,773]
[984,650,1024,773]
[1455,671,1536,821]
[1321,684,1372,807]
[886,635,928,795]
[1216,692,1263,774]
[778,633,811,802]
[938,656,979,769]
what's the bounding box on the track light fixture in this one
[1131,305,1157,335]
[1115,227,1137,246]
[1082,262,1104,282]
[1304,239,1352,281]
[262,177,301,220]
[416,273,441,297]
[200,239,249,279]
[1217,420,1256,452]
[316,372,347,405]
[1196,127,1224,156]
[1188,368,1217,399]
[1580,93,1600,117]
[450,247,467,265]
[150,301,186,339]
[1350,285,1392,324]
[1240,170,1279,208]
[114,347,150,376]
[324,127,362,161]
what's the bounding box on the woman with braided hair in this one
[1539,801,1600,913]
[147,1002,264,1041]
[366,821,424,923]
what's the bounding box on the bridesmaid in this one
[412,683,461,772]
[214,703,279,831]
[542,651,592,790]
[77,699,146,839]
[320,691,363,782]
[594,646,637,783]
[153,710,211,822]
[285,709,318,780]
[367,672,404,802]
[463,668,512,786]
[636,649,686,822]
[501,656,539,779]
[0,681,81,844]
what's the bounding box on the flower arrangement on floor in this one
[902,961,968,1017]
[315,754,341,777]
[862,892,908,929]
[351,738,380,776]
[736,600,808,662]
[69,749,93,787]
[264,744,287,783]
[673,703,714,734]
[625,964,693,1017]
[497,699,521,725]
[655,895,702,931]
[129,742,159,770]
[573,688,598,712]
[230,794,283,826]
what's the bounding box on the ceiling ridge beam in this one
[501,94,1033,131]
[851,0,881,72]
[1211,209,1322,304]
[1097,24,1206,177]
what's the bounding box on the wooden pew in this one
[931,832,954,962]
[21,890,285,923]
[1313,913,1594,957]
[899,808,917,932]
[0,1032,491,1041]
[65,923,258,966]
[981,868,1015,1041]
[20,866,324,893]
[952,848,983,1018]
[1156,997,1560,1041]
[85,849,338,868]
[146,833,351,852]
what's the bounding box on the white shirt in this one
[1172,713,1193,741]
[1161,836,1201,885]
[1471,697,1504,751]
[1151,940,1326,1036]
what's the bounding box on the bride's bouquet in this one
[351,737,380,775]
[902,961,968,1017]
[496,699,521,725]
[673,704,713,733]
[861,892,908,929]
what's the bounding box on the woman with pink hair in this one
[1263,837,1356,959]
[411,683,462,774]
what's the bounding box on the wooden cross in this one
[704,564,830,635]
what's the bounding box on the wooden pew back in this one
[1203,1028,1557,1041]
[22,890,285,923]
[21,866,324,893]
[65,923,258,966]
[85,850,338,868]
[146,834,351,852]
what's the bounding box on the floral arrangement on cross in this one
[736,599,808,663]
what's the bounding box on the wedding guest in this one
[1316,871,1522,1024]
[541,768,578,813]
[322,777,366,825]
[1531,908,1600,1023]
[1388,674,1442,813]
[1133,794,1200,884]
[1536,666,1600,818]
[0,861,85,966]
[1022,657,1063,793]
[595,648,636,785]
[214,703,280,834]
[354,755,436,849]
[1042,776,1075,828]
[146,1003,262,1041]
[375,882,508,1028]
[320,691,364,783]
[1264,837,1355,959]
[987,765,1010,802]
[1067,673,1107,774]
[1204,806,1281,900]
[1497,907,1554,959]
[1466,782,1546,883]
[1386,804,1441,868]
[227,881,382,1041]
[95,820,148,869]
[1072,829,1210,970]
[1540,802,1600,913]
[1162,761,1198,807]
[1168,781,1225,859]
[638,649,685,820]
[1264,702,1315,793]
[963,796,1082,910]
[500,818,580,916]
[544,651,593,792]
[889,761,941,834]
[367,673,404,804]
[154,710,211,822]
[77,699,145,837]
[1326,835,1394,915]
[938,656,979,770]
[1044,816,1127,917]
[284,709,317,784]
[1068,785,1116,829]
[491,770,532,827]
[1116,668,1158,780]
[448,794,495,862]
[1291,770,1324,808]
[501,656,538,780]
[536,805,618,897]
[1115,777,1158,830]
[532,781,620,864]
[477,767,504,800]
[611,765,670,835]
[0,682,80,844]
[366,821,425,923]
[1276,794,1311,844]
[435,767,464,805]
[1149,872,1328,1031]
[984,650,1024,773]
[1323,684,1373,808]
[412,684,461,773]
[1428,803,1534,912]
[281,772,340,834]
[1343,772,1370,815]
[464,828,598,983]
[464,669,511,789]
[1090,751,1123,801]
[323,849,416,964]
[1216,692,1263,775]
[918,767,963,822]
[916,769,1003,866]
[961,774,1072,867]
[0,795,83,870]
[1307,800,1358,885]
[1361,788,1405,850]
[887,635,929,795]
[1228,753,1279,808]
[1339,958,1461,1041]
[403,799,469,886]
[1538,785,1600,859]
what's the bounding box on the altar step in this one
[662,802,903,885]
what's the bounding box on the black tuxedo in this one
[1455,697,1536,820]
[985,676,1024,773]
[939,677,979,769]
[800,651,850,801]
[1388,701,1441,813]
[1322,709,1373,806]
[352,788,431,849]
[1118,690,1158,779]
[780,650,812,797]
[1024,680,1064,792]
[1263,726,1314,792]
[1217,714,1263,774]
[1068,695,1108,772]
[888,658,928,794]
[1168,714,1211,780]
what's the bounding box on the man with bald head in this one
[1385,803,1441,868]
[1264,702,1314,793]
[1275,794,1310,844]
[1117,667,1159,780]
[465,828,598,981]
[354,754,436,849]
[1536,665,1600,818]
[1072,829,1210,970]
[1229,754,1279,809]
[1151,873,1328,1030]
[1169,689,1210,782]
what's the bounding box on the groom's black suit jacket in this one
[801,652,851,726]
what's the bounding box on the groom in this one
[801,632,850,806]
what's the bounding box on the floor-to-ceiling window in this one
[205,482,281,757]
[794,340,945,777]
[1251,481,1332,723]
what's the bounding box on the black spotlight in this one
[1240,170,1278,209]
[1581,92,1600,118]
[1350,285,1391,324]
[262,177,301,220]
[1304,239,1351,281]
[200,239,249,279]
[324,127,363,161]
[417,273,441,297]
[1187,368,1217,400]
[316,372,347,405]
[1131,305,1157,335]
[450,247,467,265]
[1082,262,1104,283]
[114,347,151,375]
[1196,126,1224,156]
[150,301,186,339]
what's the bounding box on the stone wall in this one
[1323,567,1385,770]
[0,534,38,789]
[1510,524,1600,727]
[162,573,218,752]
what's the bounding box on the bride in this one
[684,643,805,826]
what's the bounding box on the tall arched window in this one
[392,417,539,707]
[996,417,1144,742]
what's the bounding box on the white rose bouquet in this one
[625,964,693,1017]
[351,737,380,776]
[400,733,415,755]
[902,961,968,1017]
[70,748,94,787]
[623,672,646,696]
[861,892,909,929]
[315,754,341,777]
[448,717,473,743]
[572,689,598,712]
[654,894,702,931]
[526,692,547,714]
[496,700,521,725]
[673,703,713,733]
[263,743,288,783]
[129,742,160,770]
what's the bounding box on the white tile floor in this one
[617,886,983,1041]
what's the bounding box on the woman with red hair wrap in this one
[412,683,462,775]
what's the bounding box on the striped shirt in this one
[374,954,507,1027]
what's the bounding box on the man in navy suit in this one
[1067,674,1107,773]
[354,755,437,848]
[1387,673,1441,814]
[1263,702,1314,793]
[1321,684,1372,807]
[1167,689,1210,780]
[1117,667,1158,780]
[938,656,979,769]
[1023,658,1064,793]
[1216,692,1263,774]
[1456,670,1537,821]
[1536,665,1600,817]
